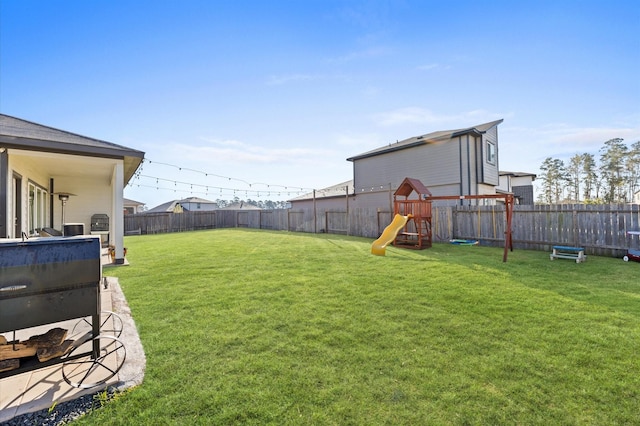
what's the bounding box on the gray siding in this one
[513,185,534,205]
[457,134,481,196]
[353,140,460,193]
[481,126,499,185]
[350,191,393,210]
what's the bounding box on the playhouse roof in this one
[394,177,432,197]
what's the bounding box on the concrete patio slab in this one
[0,276,145,423]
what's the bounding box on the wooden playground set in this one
[371,177,515,262]
[371,177,640,264]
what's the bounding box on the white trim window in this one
[28,181,48,235]
[486,141,496,165]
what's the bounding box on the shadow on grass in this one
[417,241,640,319]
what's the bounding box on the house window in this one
[28,182,48,235]
[486,141,496,165]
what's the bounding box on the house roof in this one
[0,114,145,183]
[145,200,181,213]
[123,198,145,207]
[289,180,354,202]
[220,201,261,210]
[178,197,218,204]
[146,197,217,213]
[500,171,537,180]
[346,119,503,162]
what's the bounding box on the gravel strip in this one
[1,387,118,426]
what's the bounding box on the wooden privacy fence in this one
[125,204,640,257]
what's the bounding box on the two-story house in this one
[291,119,505,210]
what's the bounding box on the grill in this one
[0,236,106,383]
[90,214,109,232]
[90,214,109,247]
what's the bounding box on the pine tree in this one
[626,141,640,202]
[567,154,584,202]
[582,153,598,201]
[599,138,628,202]
[539,157,568,203]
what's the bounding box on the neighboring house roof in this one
[178,197,219,211]
[500,171,537,180]
[146,197,218,213]
[124,198,145,207]
[220,201,261,210]
[0,114,144,183]
[289,180,354,202]
[346,119,503,162]
[179,196,217,205]
[146,200,182,213]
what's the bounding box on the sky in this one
[1,0,639,208]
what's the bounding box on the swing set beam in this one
[425,193,515,262]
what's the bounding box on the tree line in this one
[537,138,640,204]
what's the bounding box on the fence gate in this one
[288,211,304,232]
[260,211,274,229]
[236,211,249,227]
[325,211,348,234]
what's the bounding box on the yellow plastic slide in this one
[371,214,412,256]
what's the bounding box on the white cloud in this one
[327,46,390,63]
[499,122,640,174]
[504,123,640,153]
[266,73,321,86]
[334,132,386,148]
[374,107,509,127]
[416,63,451,71]
[361,86,379,98]
[170,139,336,166]
[374,107,451,126]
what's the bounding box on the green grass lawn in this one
[79,229,638,425]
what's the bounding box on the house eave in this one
[0,136,144,184]
[346,119,503,162]
[346,140,428,162]
[0,135,141,158]
[451,128,482,138]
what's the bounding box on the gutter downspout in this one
[466,134,472,203]
[313,189,317,234]
[458,137,464,206]
[345,185,349,236]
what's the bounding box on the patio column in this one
[0,149,7,238]
[112,162,125,264]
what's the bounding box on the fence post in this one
[572,207,578,246]
[346,185,350,236]
[313,190,317,234]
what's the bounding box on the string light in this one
[142,158,312,191]
[127,159,358,202]
[131,174,308,198]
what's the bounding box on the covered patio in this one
[0,114,144,263]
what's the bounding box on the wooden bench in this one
[550,246,586,263]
